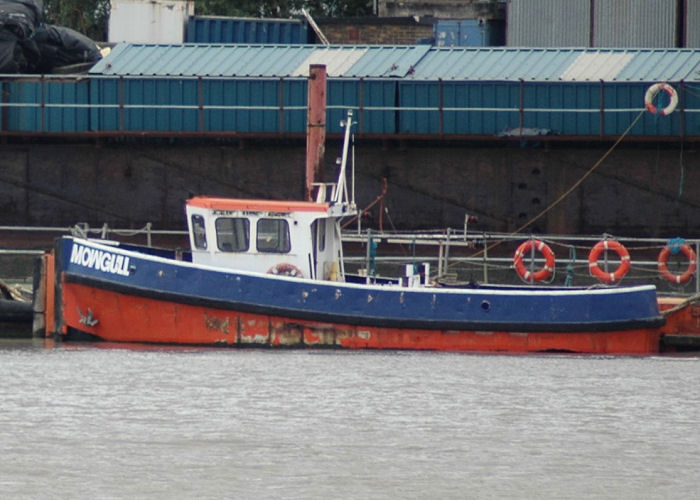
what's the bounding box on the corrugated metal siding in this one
[521,82,600,135]
[203,79,290,133]
[3,46,698,138]
[89,78,199,132]
[593,0,678,48]
[685,0,700,47]
[92,44,700,82]
[410,48,581,80]
[434,82,521,134]
[291,48,369,77]
[90,44,429,78]
[186,16,308,44]
[603,83,681,135]
[340,45,430,78]
[506,0,590,47]
[616,50,700,81]
[90,44,316,77]
[3,80,90,132]
[45,81,91,132]
[560,53,636,81]
[408,48,700,82]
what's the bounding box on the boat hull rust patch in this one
[60,281,662,354]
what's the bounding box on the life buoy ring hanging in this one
[658,243,697,284]
[513,239,556,283]
[268,262,303,278]
[588,240,630,283]
[644,83,678,116]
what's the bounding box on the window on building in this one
[191,214,207,250]
[257,218,291,253]
[216,217,250,252]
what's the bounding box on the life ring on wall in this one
[644,83,678,116]
[588,240,630,283]
[513,240,556,282]
[658,243,697,284]
[268,263,303,278]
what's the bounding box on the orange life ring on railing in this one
[644,83,678,116]
[588,240,630,283]
[658,244,697,284]
[513,240,555,282]
[268,263,303,278]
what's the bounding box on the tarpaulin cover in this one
[34,24,101,72]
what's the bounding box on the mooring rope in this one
[454,108,648,267]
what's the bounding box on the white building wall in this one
[109,0,194,44]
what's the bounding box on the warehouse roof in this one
[90,43,430,78]
[90,44,700,82]
[412,47,700,82]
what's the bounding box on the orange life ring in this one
[658,244,697,284]
[644,83,678,116]
[513,240,555,282]
[267,263,303,278]
[588,240,630,283]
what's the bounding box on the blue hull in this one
[56,237,664,334]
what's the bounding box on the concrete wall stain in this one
[0,141,697,238]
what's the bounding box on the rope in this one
[661,292,700,317]
[463,108,648,263]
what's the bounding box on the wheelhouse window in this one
[191,214,207,250]
[216,217,250,252]
[313,219,326,252]
[257,218,291,253]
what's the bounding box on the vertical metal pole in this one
[695,241,700,294]
[599,79,605,139]
[518,78,524,137]
[444,228,451,277]
[365,228,371,284]
[40,75,45,133]
[197,77,204,132]
[680,80,685,141]
[358,78,364,134]
[279,77,285,134]
[438,78,443,136]
[483,233,488,283]
[529,237,535,284]
[119,76,125,132]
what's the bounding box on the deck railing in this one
[2,223,699,296]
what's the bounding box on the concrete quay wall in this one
[0,140,697,238]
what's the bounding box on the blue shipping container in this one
[434,19,505,47]
[186,16,309,44]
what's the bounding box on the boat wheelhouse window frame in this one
[191,214,207,250]
[256,218,291,253]
[315,219,326,252]
[215,217,250,252]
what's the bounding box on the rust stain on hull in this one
[60,282,663,354]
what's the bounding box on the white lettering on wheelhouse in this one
[69,244,131,276]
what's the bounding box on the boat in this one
[45,109,669,355]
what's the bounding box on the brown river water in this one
[1,338,699,499]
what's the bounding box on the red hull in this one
[61,282,662,354]
[657,297,700,351]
